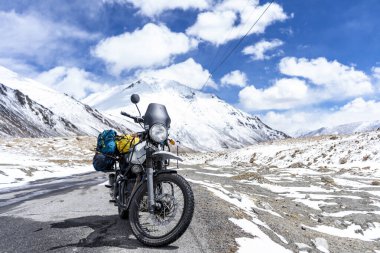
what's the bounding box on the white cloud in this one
[103,0,210,17]
[261,98,380,136]
[373,67,380,79]
[93,23,197,75]
[186,0,288,45]
[242,39,283,60]
[261,110,310,135]
[0,58,37,76]
[36,67,108,99]
[244,60,380,135]
[0,11,98,64]
[238,57,377,112]
[279,57,373,97]
[239,78,309,110]
[137,58,216,89]
[279,27,293,36]
[220,70,247,87]
[372,67,380,90]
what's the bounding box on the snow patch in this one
[311,237,329,253]
[231,218,292,253]
[306,223,380,241]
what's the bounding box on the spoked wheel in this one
[129,173,194,247]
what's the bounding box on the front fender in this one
[152,151,183,162]
[154,169,177,176]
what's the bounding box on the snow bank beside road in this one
[0,136,96,189]
[0,151,93,189]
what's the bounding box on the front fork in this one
[146,156,156,213]
[147,167,155,213]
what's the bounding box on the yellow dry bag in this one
[115,134,140,154]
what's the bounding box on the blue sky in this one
[0,0,379,134]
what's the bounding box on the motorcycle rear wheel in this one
[128,173,194,247]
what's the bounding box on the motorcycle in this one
[108,93,194,247]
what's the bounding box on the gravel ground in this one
[179,159,380,253]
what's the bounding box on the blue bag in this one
[93,153,115,172]
[96,130,117,154]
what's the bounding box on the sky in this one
[0,0,379,135]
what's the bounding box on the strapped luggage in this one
[96,130,117,154]
[115,134,140,154]
[93,129,117,172]
[93,153,115,172]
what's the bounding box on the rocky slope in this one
[0,66,128,136]
[0,83,83,137]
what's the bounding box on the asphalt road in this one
[0,171,241,253]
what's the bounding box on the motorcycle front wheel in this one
[128,173,194,247]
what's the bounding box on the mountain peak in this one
[83,78,289,151]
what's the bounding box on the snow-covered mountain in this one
[0,83,83,137]
[83,78,289,151]
[300,120,380,137]
[0,66,128,136]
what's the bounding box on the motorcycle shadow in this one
[49,214,179,251]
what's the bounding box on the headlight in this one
[149,124,168,143]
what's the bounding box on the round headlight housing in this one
[149,124,168,143]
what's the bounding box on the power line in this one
[211,0,275,74]
[201,0,275,89]
[206,0,253,73]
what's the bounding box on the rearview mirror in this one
[131,94,140,104]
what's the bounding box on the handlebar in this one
[120,111,133,118]
[121,111,144,123]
